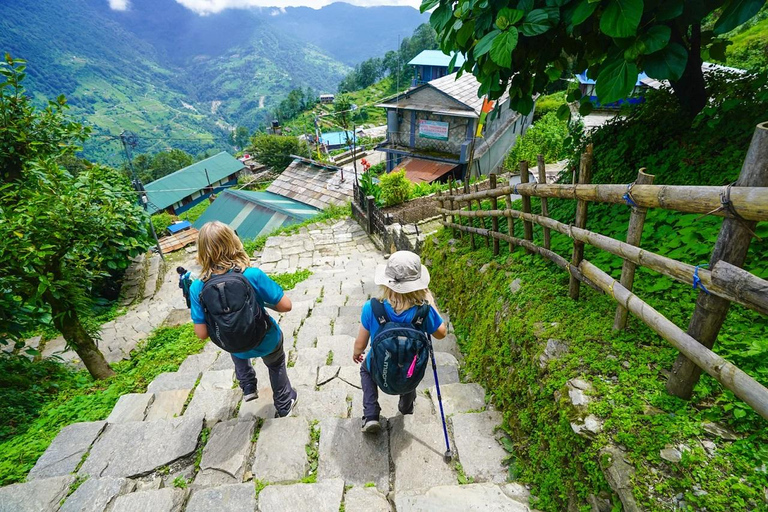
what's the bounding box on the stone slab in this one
[331,321,359,337]
[210,353,235,370]
[452,411,507,483]
[429,383,485,416]
[28,421,106,480]
[196,419,255,487]
[60,477,134,512]
[294,347,331,367]
[433,334,462,361]
[163,309,191,328]
[317,365,340,385]
[318,418,389,491]
[344,486,392,512]
[177,352,219,374]
[145,389,191,421]
[417,365,460,391]
[106,393,154,423]
[350,392,433,421]
[184,389,242,427]
[197,369,235,391]
[185,483,256,512]
[433,351,459,367]
[147,372,200,394]
[111,487,187,512]
[390,415,456,492]
[292,389,349,420]
[288,366,319,389]
[338,366,363,388]
[258,478,345,512]
[0,475,74,512]
[238,387,276,421]
[252,416,309,483]
[316,335,355,366]
[396,483,531,512]
[295,322,332,349]
[79,416,203,478]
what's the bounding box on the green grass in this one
[0,325,206,486]
[243,203,351,254]
[178,201,211,224]
[269,269,312,291]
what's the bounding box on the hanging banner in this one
[476,97,495,137]
[418,120,450,141]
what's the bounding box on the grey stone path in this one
[2,218,535,511]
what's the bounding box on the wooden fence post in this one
[437,188,447,225]
[490,174,499,255]
[476,183,490,248]
[536,154,551,250]
[613,168,655,330]
[464,178,476,250]
[365,195,375,235]
[449,179,460,238]
[506,175,514,253]
[666,121,768,399]
[519,161,534,253]
[568,145,593,299]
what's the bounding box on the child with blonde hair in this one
[190,221,298,417]
[353,251,447,433]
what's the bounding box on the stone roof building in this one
[267,157,353,211]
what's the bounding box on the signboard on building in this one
[418,120,449,141]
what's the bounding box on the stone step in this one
[316,335,355,365]
[417,364,460,391]
[395,483,532,511]
[147,371,200,394]
[317,418,389,491]
[258,478,345,512]
[196,419,255,487]
[142,254,162,300]
[111,487,187,512]
[79,416,203,478]
[177,352,219,374]
[291,389,349,421]
[106,393,154,423]
[0,475,74,512]
[349,391,434,421]
[27,421,106,480]
[252,417,309,483]
[390,415,457,493]
[429,383,485,416]
[145,390,191,421]
[344,486,392,512]
[185,483,256,511]
[60,477,134,512]
[184,388,242,428]
[197,369,236,391]
[452,411,508,484]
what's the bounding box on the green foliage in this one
[172,476,188,489]
[379,170,412,207]
[249,133,310,172]
[0,324,206,485]
[242,203,350,253]
[194,427,211,472]
[0,56,149,351]
[269,269,312,291]
[424,0,765,115]
[151,212,177,235]
[131,149,194,184]
[178,200,210,224]
[229,126,251,151]
[721,14,768,71]
[304,420,320,483]
[358,171,382,205]
[533,91,566,121]
[504,112,570,171]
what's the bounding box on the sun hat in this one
[374,251,430,294]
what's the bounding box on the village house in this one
[375,71,535,182]
[267,156,353,210]
[409,50,465,87]
[144,152,245,215]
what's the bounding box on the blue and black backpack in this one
[369,299,431,395]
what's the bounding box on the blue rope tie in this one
[693,264,710,294]
[513,183,519,195]
[623,183,637,207]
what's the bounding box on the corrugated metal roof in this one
[576,70,648,86]
[145,152,244,213]
[393,158,458,184]
[193,189,318,241]
[408,50,466,68]
[267,158,353,210]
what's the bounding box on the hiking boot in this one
[361,417,382,434]
[274,391,299,418]
[243,386,258,402]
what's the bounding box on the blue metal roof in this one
[193,189,319,241]
[408,50,466,68]
[167,220,191,234]
[576,70,648,86]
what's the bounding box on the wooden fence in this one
[437,122,768,420]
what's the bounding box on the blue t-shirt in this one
[360,299,444,369]
[190,267,283,359]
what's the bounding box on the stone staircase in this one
[0,219,534,512]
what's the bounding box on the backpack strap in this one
[370,299,389,327]
[411,303,431,333]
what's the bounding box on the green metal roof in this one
[193,189,319,241]
[408,50,465,68]
[145,152,244,213]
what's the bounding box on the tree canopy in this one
[0,55,149,379]
[421,0,767,116]
[248,133,310,171]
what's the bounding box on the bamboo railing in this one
[437,121,768,420]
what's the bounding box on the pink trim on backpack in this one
[406,354,418,378]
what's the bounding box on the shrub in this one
[151,212,177,235]
[379,170,412,207]
[368,162,386,175]
[249,133,310,171]
[534,91,566,121]
[178,200,210,223]
[504,112,570,171]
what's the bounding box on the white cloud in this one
[108,0,131,10]
[173,0,422,15]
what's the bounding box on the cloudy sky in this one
[109,0,422,14]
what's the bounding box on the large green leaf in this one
[713,0,766,35]
[457,20,476,46]
[643,42,687,81]
[475,29,501,57]
[496,8,525,30]
[656,0,683,21]
[420,0,439,13]
[517,0,534,12]
[599,0,643,38]
[595,59,639,104]
[521,9,552,36]
[571,0,598,26]
[490,28,519,67]
[624,24,670,59]
[430,4,454,31]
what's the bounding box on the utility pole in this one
[352,122,358,184]
[120,131,164,260]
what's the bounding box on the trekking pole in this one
[429,338,453,462]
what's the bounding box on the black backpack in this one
[369,299,431,396]
[199,269,270,353]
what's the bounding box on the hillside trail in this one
[0,219,535,512]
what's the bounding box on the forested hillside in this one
[0,0,426,165]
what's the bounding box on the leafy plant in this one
[379,170,412,207]
[358,171,382,204]
[269,270,312,291]
[172,476,188,489]
[249,133,310,172]
[533,91,566,121]
[504,112,570,171]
